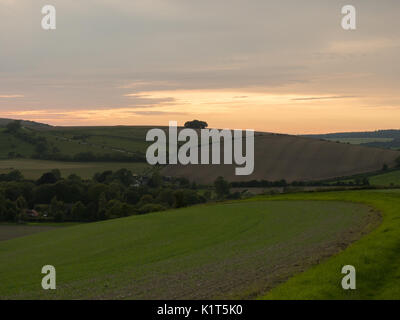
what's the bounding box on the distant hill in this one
[0,124,151,161]
[1,121,399,184]
[162,133,400,184]
[303,129,400,150]
[303,129,400,139]
[0,118,52,129]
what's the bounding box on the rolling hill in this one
[304,129,400,150]
[1,119,399,184]
[0,118,51,129]
[0,198,374,299]
[162,133,400,184]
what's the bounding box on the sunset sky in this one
[1,0,399,134]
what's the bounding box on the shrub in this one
[138,203,165,214]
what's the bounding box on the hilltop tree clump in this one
[184,120,208,129]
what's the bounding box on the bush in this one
[214,176,230,198]
[138,203,165,214]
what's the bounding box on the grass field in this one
[0,126,153,160]
[369,170,400,186]
[0,200,374,299]
[47,126,153,154]
[0,129,35,158]
[0,159,149,179]
[258,190,400,299]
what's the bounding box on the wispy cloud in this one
[129,111,188,116]
[291,96,357,101]
[0,94,24,98]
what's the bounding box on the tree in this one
[113,168,134,186]
[6,120,22,133]
[105,199,132,218]
[173,190,185,208]
[35,142,49,154]
[214,176,230,198]
[138,194,153,207]
[98,192,108,219]
[4,170,23,181]
[184,120,208,129]
[362,177,370,186]
[37,171,59,185]
[156,189,174,207]
[71,201,87,221]
[50,197,65,222]
[148,171,162,188]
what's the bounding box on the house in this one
[25,209,39,217]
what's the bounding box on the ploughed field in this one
[162,133,400,184]
[1,125,399,184]
[0,199,376,299]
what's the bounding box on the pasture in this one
[369,169,400,186]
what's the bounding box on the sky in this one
[0,0,399,134]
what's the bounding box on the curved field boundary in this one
[255,190,400,299]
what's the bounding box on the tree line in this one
[0,169,210,223]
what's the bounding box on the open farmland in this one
[260,190,400,299]
[162,133,400,184]
[0,126,154,160]
[325,138,394,144]
[0,200,375,299]
[3,124,399,184]
[0,159,149,179]
[369,169,400,186]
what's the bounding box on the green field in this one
[0,200,373,299]
[0,126,153,160]
[0,129,35,158]
[0,159,149,179]
[47,126,153,154]
[326,138,394,144]
[369,170,400,186]
[259,190,400,299]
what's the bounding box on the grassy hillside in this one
[0,200,373,299]
[369,170,400,186]
[258,190,400,299]
[0,129,36,158]
[325,138,394,145]
[0,126,153,160]
[46,126,154,155]
[304,130,400,150]
[0,118,51,129]
[162,133,400,184]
